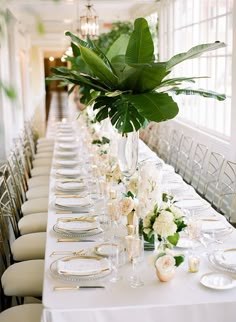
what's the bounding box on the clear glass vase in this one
[117,131,139,178]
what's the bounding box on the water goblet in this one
[109,243,122,283]
[125,235,144,288]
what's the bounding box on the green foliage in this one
[174,255,185,267]
[49,17,226,134]
[92,136,110,145]
[94,21,133,53]
[167,233,179,246]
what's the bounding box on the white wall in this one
[0,8,46,162]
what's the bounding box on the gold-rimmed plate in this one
[50,255,112,281]
[94,242,123,257]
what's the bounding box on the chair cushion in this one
[37,146,54,153]
[26,186,49,199]
[18,213,47,235]
[37,138,54,145]
[1,260,44,297]
[0,304,43,322]
[31,166,51,177]
[34,152,53,160]
[28,176,49,189]
[21,198,48,215]
[11,232,46,261]
[33,158,52,167]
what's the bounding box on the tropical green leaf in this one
[159,76,208,87]
[51,67,71,76]
[121,62,167,92]
[106,34,130,61]
[79,46,118,88]
[68,84,76,95]
[124,92,179,122]
[170,87,226,101]
[174,255,185,267]
[71,71,109,91]
[71,42,81,57]
[166,42,226,70]
[167,233,179,246]
[65,31,89,48]
[109,98,146,133]
[125,17,154,64]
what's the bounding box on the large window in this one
[159,0,233,139]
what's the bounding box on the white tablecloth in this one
[42,122,236,322]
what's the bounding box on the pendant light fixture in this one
[80,0,99,38]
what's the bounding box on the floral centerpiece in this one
[142,196,187,250]
[154,250,184,282]
[119,191,139,230]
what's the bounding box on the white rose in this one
[155,254,175,272]
[143,227,152,235]
[112,164,122,182]
[160,202,170,210]
[119,197,134,216]
[153,211,177,238]
[127,177,138,195]
[143,212,153,229]
[170,205,184,219]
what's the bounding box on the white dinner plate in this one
[58,136,76,143]
[55,151,77,159]
[176,237,201,249]
[55,160,78,168]
[175,199,210,212]
[55,197,91,208]
[56,181,86,192]
[50,256,112,281]
[201,219,229,233]
[214,248,236,268]
[55,169,81,178]
[57,217,99,232]
[200,272,236,290]
[58,143,78,151]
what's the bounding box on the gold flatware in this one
[57,238,96,242]
[61,254,102,261]
[58,217,96,223]
[50,249,84,257]
[56,179,84,183]
[54,286,105,290]
[55,195,87,198]
[55,211,73,214]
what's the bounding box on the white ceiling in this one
[8,0,159,52]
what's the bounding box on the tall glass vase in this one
[117,131,139,178]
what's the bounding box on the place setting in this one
[53,216,103,238]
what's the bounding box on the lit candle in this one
[109,189,117,199]
[188,255,200,273]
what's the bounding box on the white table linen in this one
[42,122,236,322]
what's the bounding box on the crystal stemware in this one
[125,235,144,288]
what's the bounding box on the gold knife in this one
[57,238,96,242]
[54,286,105,290]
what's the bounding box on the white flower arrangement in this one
[119,191,139,216]
[138,161,163,217]
[142,196,187,248]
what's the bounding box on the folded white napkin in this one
[57,258,103,275]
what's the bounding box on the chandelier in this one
[80,0,99,38]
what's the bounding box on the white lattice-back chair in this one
[212,160,236,223]
[185,143,209,190]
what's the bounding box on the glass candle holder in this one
[188,254,200,273]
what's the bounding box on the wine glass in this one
[125,235,144,288]
[109,243,122,283]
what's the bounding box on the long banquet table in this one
[42,117,236,322]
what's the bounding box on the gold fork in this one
[49,249,84,257]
